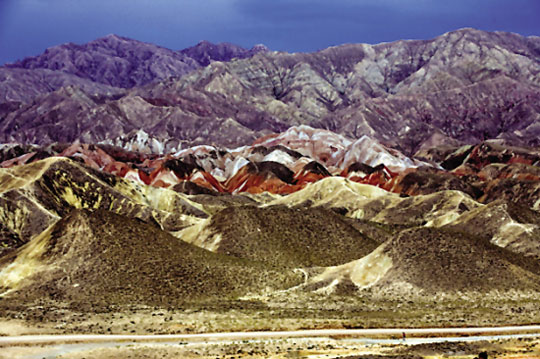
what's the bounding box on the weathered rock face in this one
[1,28,539,152]
[5,34,200,88]
[180,41,269,66]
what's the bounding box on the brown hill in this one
[380,227,540,292]
[446,200,540,259]
[182,205,380,268]
[302,227,540,295]
[0,209,301,306]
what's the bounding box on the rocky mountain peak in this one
[180,40,268,66]
[5,34,201,88]
[251,44,269,52]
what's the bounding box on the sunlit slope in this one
[299,227,540,296]
[267,177,391,210]
[0,157,207,255]
[0,209,302,305]
[266,177,482,227]
[446,200,540,259]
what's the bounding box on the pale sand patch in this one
[0,224,54,294]
[268,176,392,210]
[304,245,392,294]
[492,221,537,248]
[0,320,52,336]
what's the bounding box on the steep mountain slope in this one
[0,209,301,305]
[0,67,123,103]
[326,75,540,154]
[5,34,201,88]
[135,28,540,151]
[1,28,539,151]
[180,41,268,66]
[0,86,261,147]
[0,37,265,105]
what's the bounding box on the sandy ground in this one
[1,335,540,359]
[2,296,540,358]
[2,294,540,336]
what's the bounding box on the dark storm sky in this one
[1,0,539,65]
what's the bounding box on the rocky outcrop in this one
[180,41,268,66]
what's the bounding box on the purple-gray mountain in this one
[180,40,269,67]
[4,34,268,90]
[0,28,539,155]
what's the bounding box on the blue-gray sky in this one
[1,0,539,65]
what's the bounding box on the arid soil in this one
[1,293,540,336]
[1,334,539,359]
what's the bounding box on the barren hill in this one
[0,157,206,255]
[0,209,301,306]
[302,227,540,296]
[446,200,540,259]
[181,205,380,267]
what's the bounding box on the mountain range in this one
[1,152,539,302]
[0,28,540,330]
[0,28,539,154]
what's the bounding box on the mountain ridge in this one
[1,28,539,154]
[5,35,268,88]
